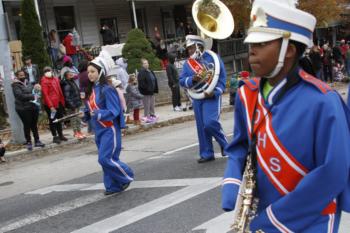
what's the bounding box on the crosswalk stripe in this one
[0,193,107,233]
[71,179,221,233]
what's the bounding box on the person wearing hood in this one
[12,70,45,150]
[41,66,67,144]
[112,57,129,93]
[83,52,134,195]
[60,55,79,87]
[61,70,86,140]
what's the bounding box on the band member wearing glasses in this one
[179,35,228,163]
[222,0,350,232]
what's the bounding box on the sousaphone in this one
[188,0,234,99]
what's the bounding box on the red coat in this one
[63,34,77,55]
[41,76,65,108]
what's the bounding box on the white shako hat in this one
[90,50,116,77]
[244,0,316,78]
[186,35,205,48]
[185,34,213,52]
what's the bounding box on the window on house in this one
[54,6,76,41]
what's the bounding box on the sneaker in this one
[34,141,45,148]
[150,115,159,121]
[26,142,33,151]
[0,157,6,163]
[53,136,61,144]
[141,116,148,122]
[146,116,155,123]
[174,106,182,112]
[134,120,141,125]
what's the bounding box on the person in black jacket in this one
[166,55,182,111]
[61,70,85,139]
[137,58,159,123]
[12,70,45,150]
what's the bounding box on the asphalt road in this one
[0,111,349,233]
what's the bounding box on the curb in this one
[3,105,233,163]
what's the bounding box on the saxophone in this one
[231,153,262,233]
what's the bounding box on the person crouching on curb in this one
[61,69,86,140]
[83,52,134,195]
[222,0,350,232]
[126,74,143,125]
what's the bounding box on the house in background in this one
[3,0,195,47]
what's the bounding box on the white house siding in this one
[93,0,133,43]
[43,0,99,46]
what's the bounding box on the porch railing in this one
[217,38,248,57]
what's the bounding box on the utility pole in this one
[0,1,25,143]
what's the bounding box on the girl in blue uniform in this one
[85,55,134,195]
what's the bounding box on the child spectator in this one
[0,138,6,163]
[61,70,86,139]
[126,74,143,125]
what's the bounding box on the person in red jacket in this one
[41,66,67,144]
[62,32,78,67]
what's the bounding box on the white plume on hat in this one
[90,50,116,76]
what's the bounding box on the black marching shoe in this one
[104,183,131,196]
[221,147,227,157]
[197,157,215,163]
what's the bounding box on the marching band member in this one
[222,0,350,232]
[179,35,228,163]
[84,51,134,195]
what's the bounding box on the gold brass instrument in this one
[189,0,234,99]
[231,153,260,233]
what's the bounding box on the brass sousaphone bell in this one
[189,0,234,99]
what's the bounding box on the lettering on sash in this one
[257,132,267,149]
[270,157,281,173]
[254,109,261,125]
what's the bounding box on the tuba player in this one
[179,35,228,163]
[222,0,350,232]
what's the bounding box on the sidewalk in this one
[2,93,233,163]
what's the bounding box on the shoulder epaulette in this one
[238,77,260,91]
[299,70,332,94]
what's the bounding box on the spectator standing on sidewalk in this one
[166,55,182,111]
[23,56,40,86]
[309,45,323,80]
[0,138,5,163]
[12,70,45,150]
[61,70,86,140]
[323,43,333,83]
[41,66,67,144]
[126,74,143,125]
[137,58,159,123]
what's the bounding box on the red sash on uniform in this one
[238,78,336,215]
[88,90,113,128]
[187,58,204,74]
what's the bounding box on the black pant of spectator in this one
[16,108,40,143]
[44,104,64,137]
[0,147,5,157]
[170,85,181,108]
[323,64,333,83]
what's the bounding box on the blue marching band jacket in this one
[222,68,350,232]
